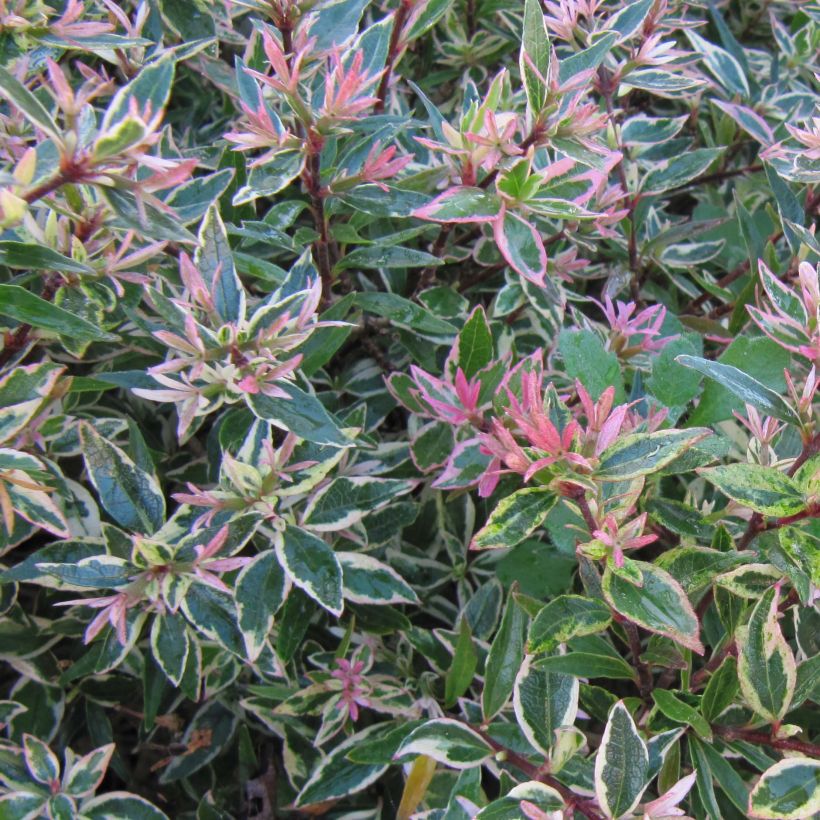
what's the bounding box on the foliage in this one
[0,0,818,817]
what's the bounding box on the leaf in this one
[470,487,556,550]
[102,53,176,130]
[275,525,343,616]
[685,29,750,97]
[701,464,806,517]
[295,724,388,807]
[63,744,114,797]
[597,428,710,481]
[643,149,724,194]
[749,758,820,820]
[701,656,739,722]
[338,552,418,605]
[303,477,415,530]
[445,618,477,707]
[715,564,784,598]
[394,719,492,769]
[520,0,550,114]
[306,0,369,51]
[196,205,245,323]
[623,69,705,94]
[652,690,712,740]
[558,329,623,402]
[534,652,636,680]
[354,292,457,341]
[248,382,353,448]
[676,355,799,425]
[0,285,118,343]
[528,595,612,653]
[235,550,287,661]
[737,586,796,723]
[483,590,527,721]
[607,0,654,42]
[23,734,59,785]
[150,613,191,688]
[594,701,650,820]
[0,66,60,139]
[412,187,501,223]
[558,31,617,84]
[603,561,704,654]
[337,245,443,269]
[79,792,169,819]
[0,242,93,274]
[456,306,493,379]
[494,210,547,285]
[513,655,578,756]
[79,424,165,534]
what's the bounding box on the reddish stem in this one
[374,0,412,114]
[714,725,820,758]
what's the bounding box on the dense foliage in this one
[0,0,818,817]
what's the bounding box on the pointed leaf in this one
[749,758,820,820]
[275,525,343,616]
[395,719,492,769]
[470,487,555,550]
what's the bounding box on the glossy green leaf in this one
[749,758,820,820]
[483,590,527,721]
[737,586,796,723]
[394,719,492,769]
[603,561,704,654]
[701,464,806,517]
[444,618,477,707]
[528,595,612,654]
[275,525,343,616]
[597,428,710,481]
[470,487,555,550]
[594,701,649,819]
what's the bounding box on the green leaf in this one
[0,285,117,343]
[0,242,93,274]
[338,552,418,605]
[470,487,556,550]
[0,66,59,138]
[494,210,546,284]
[445,618,477,708]
[749,758,820,820]
[514,655,578,755]
[150,613,190,688]
[248,382,353,448]
[558,329,623,401]
[483,590,527,721]
[654,547,750,596]
[303,477,415,531]
[652,690,712,740]
[394,719,492,769]
[456,306,493,378]
[23,734,59,785]
[63,743,114,798]
[534,652,637,681]
[676,355,799,425]
[528,595,612,654]
[701,464,806,517]
[77,792,169,820]
[607,0,654,41]
[715,563,784,598]
[643,149,724,193]
[558,31,617,84]
[594,701,649,820]
[737,586,796,723]
[603,561,704,654]
[412,186,502,223]
[337,245,443,269]
[79,424,165,534]
[295,724,388,807]
[307,0,369,51]
[102,53,176,130]
[520,0,550,114]
[235,550,287,661]
[355,291,457,341]
[685,29,750,97]
[196,205,245,323]
[597,428,710,481]
[275,525,343,616]
[701,656,739,722]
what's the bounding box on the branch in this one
[479,733,606,820]
[374,0,412,114]
[714,725,820,758]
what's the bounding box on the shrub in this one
[0,0,818,817]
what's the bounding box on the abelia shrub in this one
[0,0,818,818]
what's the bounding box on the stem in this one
[479,733,606,820]
[302,140,334,304]
[23,171,69,204]
[624,620,653,698]
[714,725,820,758]
[374,0,412,114]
